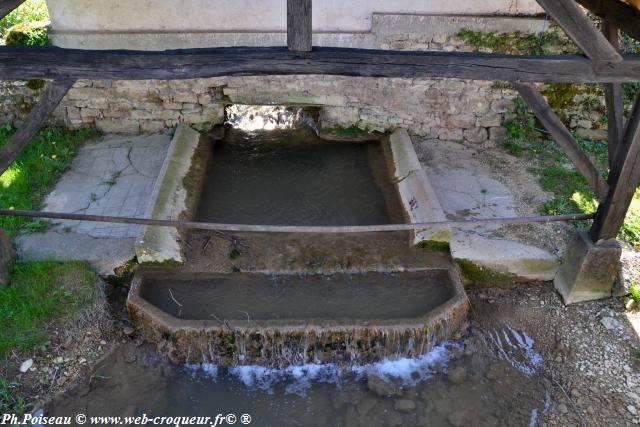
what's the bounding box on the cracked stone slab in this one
[418,138,560,281]
[16,133,172,275]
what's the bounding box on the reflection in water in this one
[49,328,550,427]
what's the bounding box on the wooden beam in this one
[0,46,639,83]
[602,19,625,170]
[287,0,312,52]
[575,0,640,42]
[0,0,24,21]
[515,82,609,199]
[536,0,622,61]
[590,92,640,241]
[0,79,75,176]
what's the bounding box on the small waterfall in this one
[225,104,319,134]
[156,317,453,369]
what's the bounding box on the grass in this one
[0,123,99,236]
[502,100,640,245]
[0,261,101,356]
[0,377,26,414]
[458,28,640,246]
[630,282,640,306]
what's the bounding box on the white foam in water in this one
[488,327,543,375]
[187,343,455,395]
[352,343,453,384]
[185,363,218,380]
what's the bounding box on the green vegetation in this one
[0,377,26,414]
[328,125,368,139]
[0,123,99,236]
[415,240,450,253]
[630,282,640,306]
[0,261,101,356]
[501,98,640,246]
[459,28,640,246]
[458,25,579,56]
[4,21,49,46]
[0,0,48,35]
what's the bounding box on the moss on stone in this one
[25,79,46,91]
[455,259,515,285]
[416,240,450,253]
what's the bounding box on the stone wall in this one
[0,74,518,144]
[2,16,562,142]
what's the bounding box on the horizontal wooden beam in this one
[0,79,75,176]
[0,46,638,83]
[591,92,640,241]
[0,0,24,21]
[575,0,640,41]
[287,0,312,52]
[0,208,595,233]
[515,82,609,199]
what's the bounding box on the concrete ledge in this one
[554,230,621,304]
[49,15,544,50]
[389,129,450,245]
[135,125,209,264]
[451,232,560,282]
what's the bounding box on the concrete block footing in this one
[554,229,622,304]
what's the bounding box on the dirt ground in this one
[470,279,640,426]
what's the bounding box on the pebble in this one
[19,359,33,373]
[54,356,64,364]
[557,403,569,414]
[394,399,415,412]
[629,405,638,416]
[447,367,467,385]
[600,317,622,330]
[123,326,135,336]
[100,340,107,345]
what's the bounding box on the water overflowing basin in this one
[128,268,468,366]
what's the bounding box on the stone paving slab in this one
[416,138,560,281]
[17,133,172,275]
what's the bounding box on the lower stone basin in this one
[127,267,468,366]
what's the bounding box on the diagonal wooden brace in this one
[0,0,25,21]
[535,0,622,61]
[0,79,76,176]
[515,82,609,200]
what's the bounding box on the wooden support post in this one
[602,19,624,169]
[0,0,25,21]
[515,82,609,200]
[287,0,312,52]
[535,0,622,61]
[575,0,640,43]
[590,92,640,241]
[0,79,75,176]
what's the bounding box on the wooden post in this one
[0,0,25,21]
[602,19,624,170]
[535,0,622,61]
[515,82,609,200]
[590,92,640,241]
[0,79,75,176]
[287,0,312,52]
[575,0,640,43]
